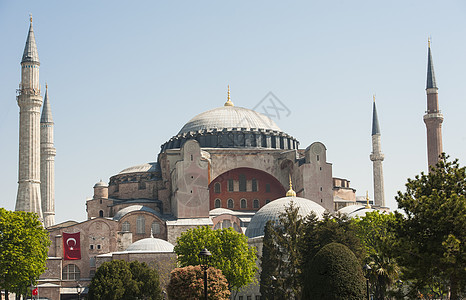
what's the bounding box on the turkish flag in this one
[63,232,81,260]
[32,288,38,296]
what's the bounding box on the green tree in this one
[354,211,400,299]
[304,242,366,300]
[0,209,50,298]
[301,212,364,298]
[166,265,230,300]
[394,154,466,299]
[260,201,308,299]
[88,260,162,300]
[259,221,281,300]
[174,226,257,295]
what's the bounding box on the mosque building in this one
[11,17,442,300]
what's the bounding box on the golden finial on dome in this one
[373,94,375,103]
[428,37,431,48]
[365,191,371,209]
[224,85,234,106]
[286,174,296,197]
[46,82,48,90]
[29,14,33,23]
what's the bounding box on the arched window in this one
[240,199,247,209]
[122,221,130,232]
[215,199,221,208]
[252,178,257,192]
[222,220,232,228]
[253,199,260,209]
[214,182,221,193]
[227,199,234,209]
[63,264,80,280]
[136,216,145,234]
[239,174,246,192]
[151,221,160,235]
[99,210,104,217]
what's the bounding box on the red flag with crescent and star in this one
[63,232,81,260]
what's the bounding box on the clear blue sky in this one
[1,1,465,223]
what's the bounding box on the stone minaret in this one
[40,84,56,227]
[15,16,43,221]
[423,39,443,169]
[370,96,385,207]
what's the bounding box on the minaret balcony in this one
[423,112,444,122]
[370,153,385,161]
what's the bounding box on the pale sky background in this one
[1,1,465,224]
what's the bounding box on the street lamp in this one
[76,283,83,300]
[271,275,277,300]
[198,248,212,300]
[363,264,371,300]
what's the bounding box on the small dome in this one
[348,207,375,218]
[126,237,174,253]
[113,205,160,221]
[178,106,281,135]
[337,204,364,215]
[245,196,326,238]
[94,180,108,188]
[209,208,235,215]
[118,162,159,175]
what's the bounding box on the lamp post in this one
[363,264,371,300]
[198,248,212,300]
[271,275,277,300]
[76,283,83,300]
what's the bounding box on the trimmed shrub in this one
[303,242,366,300]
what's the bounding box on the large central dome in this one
[178,106,281,135]
[160,97,299,152]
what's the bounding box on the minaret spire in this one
[16,16,43,221]
[22,15,40,64]
[41,83,56,227]
[370,96,385,207]
[423,39,443,169]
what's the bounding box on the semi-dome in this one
[113,205,160,221]
[178,106,281,135]
[337,204,365,215]
[125,236,174,253]
[245,196,326,238]
[118,162,159,175]
[161,104,299,152]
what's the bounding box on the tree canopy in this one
[353,211,400,300]
[394,154,466,299]
[304,242,366,300]
[0,209,50,296]
[88,260,162,300]
[174,226,257,292]
[167,265,230,300]
[260,201,307,299]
